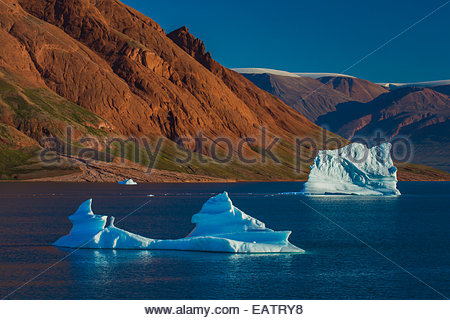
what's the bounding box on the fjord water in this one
[0,182,449,299]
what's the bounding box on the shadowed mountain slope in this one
[317,87,450,171]
[0,0,447,180]
[0,0,344,180]
[235,70,387,121]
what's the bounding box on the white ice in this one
[233,68,447,88]
[232,68,301,78]
[294,72,355,79]
[53,192,304,253]
[232,68,355,79]
[378,80,450,90]
[118,179,137,185]
[302,143,400,196]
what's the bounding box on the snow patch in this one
[294,72,355,79]
[378,80,450,90]
[232,68,300,77]
[232,68,355,79]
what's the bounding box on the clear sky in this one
[121,0,449,83]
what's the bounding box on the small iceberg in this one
[53,192,303,253]
[118,179,137,185]
[302,142,400,195]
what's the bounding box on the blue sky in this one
[122,0,449,82]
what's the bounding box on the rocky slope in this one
[317,87,450,171]
[317,76,388,103]
[237,67,449,173]
[0,0,344,180]
[235,72,351,122]
[0,0,447,181]
[11,0,319,141]
[432,85,450,96]
[237,71,387,121]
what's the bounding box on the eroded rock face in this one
[235,71,388,122]
[317,87,450,171]
[318,87,449,140]
[168,27,217,71]
[237,73,352,122]
[0,0,325,149]
[167,26,319,137]
[317,76,388,103]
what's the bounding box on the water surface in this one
[0,182,449,299]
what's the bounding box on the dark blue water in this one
[0,182,449,299]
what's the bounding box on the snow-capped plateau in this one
[53,192,304,253]
[232,68,355,79]
[294,72,355,79]
[232,68,300,77]
[234,68,448,87]
[378,80,450,89]
[302,143,400,196]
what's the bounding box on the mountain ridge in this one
[317,87,450,171]
[236,70,388,122]
[236,67,449,172]
[0,0,448,180]
[0,0,343,181]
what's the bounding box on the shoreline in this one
[0,178,306,183]
[2,156,449,183]
[2,179,450,183]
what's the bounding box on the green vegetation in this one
[0,144,37,178]
[23,87,109,136]
[1,71,447,182]
[395,161,450,180]
[150,137,309,180]
[0,76,109,137]
[0,72,111,179]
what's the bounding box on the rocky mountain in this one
[0,0,346,181]
[431,85,450,96]
[5,0,313,140]
[236,69,387,121]
[317,76,388,103]
[235,72,351,122]
[236,68,449,173]
[378,80,450,90]
[317,87,450,171]
[0,0,447,181]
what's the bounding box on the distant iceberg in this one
[302,143,400,195]
[53,192,303,253]
[118,179,137,185]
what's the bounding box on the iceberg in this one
[53,192,303,253]
[118,179,137,185]
[302,143,400,195]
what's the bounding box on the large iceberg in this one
[302,143,400,195]
[54,192,303,253]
